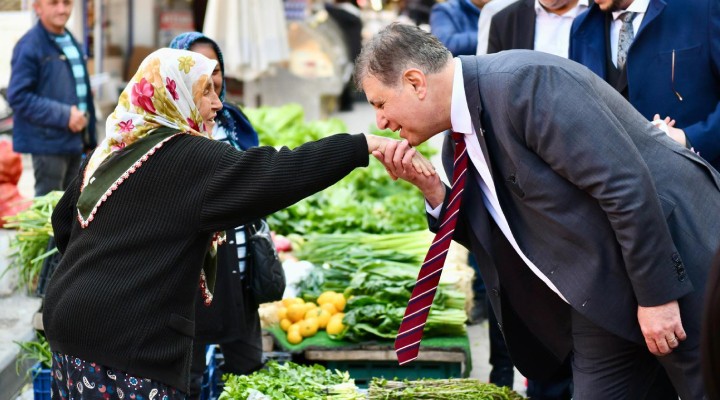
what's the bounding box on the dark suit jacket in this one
[569,0,720,169]
[487,0,535,53]
[433,52,720,379]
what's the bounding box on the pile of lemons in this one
[277,291,347,345]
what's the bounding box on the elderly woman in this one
[44,48,432,398]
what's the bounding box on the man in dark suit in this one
[569,0,720,169]
[488,0,587,58]
[356,23,720,399]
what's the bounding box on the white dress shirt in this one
[610,0,649,67]
[428,58,568,302]
[534,0,589,58]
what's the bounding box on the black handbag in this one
[246,219,286,304]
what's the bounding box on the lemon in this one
[332,293,347,312]
[326,315,346,335]
[282,297,304,308]
[321,302,338,315]
[316,309,332,329]
[287,329,303,344]
[287,304,307,323]
[277,307,288,320]
[317,291,337,306]
[280,318,292,331]
[299,318,319,337]
[305,308,321,320]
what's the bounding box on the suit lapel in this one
[636,0,666,38]
[519,0,536,50]
[573,4,608,80]
[459,56,493,181]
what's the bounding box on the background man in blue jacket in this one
[8,0,96,196]
[569,0,720,170]
[430,0,487,57]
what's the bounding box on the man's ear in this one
[403,68,427,100]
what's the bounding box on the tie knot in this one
[619,11,635,23]
[451,131,464,142]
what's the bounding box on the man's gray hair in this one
[354,23,451,89]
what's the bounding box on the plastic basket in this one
[31,363,51,400]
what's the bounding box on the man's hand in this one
[652,114,686,147]
[637,300,686,356]
[68,106,88,133]
[373,139,445,208]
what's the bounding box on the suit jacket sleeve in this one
[503,64,689,307]
[682,0,720,162]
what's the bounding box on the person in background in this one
[400,0,438,26]
[569,0,720,169]
[702,246,720,400]
[488,0,587,58]
[476,0,516,55]
[430,0,488,57]
[325,0,363,111]
[169,32,265,400]
[44,47,434,398]
[359,23,720,400]
[7,0,96,196]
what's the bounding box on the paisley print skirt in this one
[50,353,185,400]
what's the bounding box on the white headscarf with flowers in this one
[82,48,216,190]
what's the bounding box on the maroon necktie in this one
[395,132,468,365]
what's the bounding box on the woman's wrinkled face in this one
[190,43,223,98]
[197,77,223,132]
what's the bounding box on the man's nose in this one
[376,113,388,130]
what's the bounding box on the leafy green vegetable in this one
[219,361,361,400]
[295,231,467,342]
[15,331,51,374]
[368,378,526,399]
[3,192,63,292]
[244,105,436,235]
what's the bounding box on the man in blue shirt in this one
[8,0,96,196]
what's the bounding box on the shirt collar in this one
[534,0,589,17]
[612,0,649,20]
[451,58,474,135]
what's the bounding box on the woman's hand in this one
[364,134,436,177]
[371,139,446,208]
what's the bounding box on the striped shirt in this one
[53,33,88,112]
[213,124,248,277]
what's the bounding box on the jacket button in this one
[491,288,500,297]
[672,253,681,263]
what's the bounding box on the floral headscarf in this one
[78,48,217,224]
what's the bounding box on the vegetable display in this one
[294,232,468,342]
[244,105,436,236]
[3,191,62,291]
[368,378,526,399]
[219,361,363,400]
